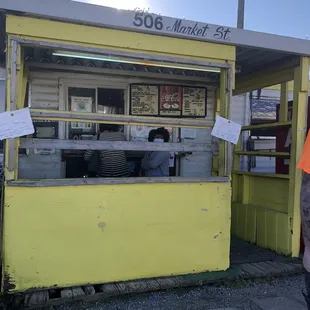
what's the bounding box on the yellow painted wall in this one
[6,15,235,64]
[231,175,291,255]
[3,182,231,293]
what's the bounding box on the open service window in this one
[12,40,231,185]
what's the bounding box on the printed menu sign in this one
[182,87,206,117]
[159,86,182,116]
[130,85,159,115]
[71,96,92,129]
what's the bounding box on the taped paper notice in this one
[0,108,34,140]
[211,115,241,145]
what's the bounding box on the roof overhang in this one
[1,0,310,56]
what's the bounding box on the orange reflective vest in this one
[298,130,310,173]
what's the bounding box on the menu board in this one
[182,87,207,117]
[159,86,182,116]
[130,85,159,115]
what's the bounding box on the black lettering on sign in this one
[132,13,232,42]
[213,26,231,41]
[133,12,163,30]
[166,20,209,37]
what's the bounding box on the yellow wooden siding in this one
[3,182,231,292]
[231,175,290,255]
[6,15,235,64]
[249,178,289,213]
[231,202,256,243]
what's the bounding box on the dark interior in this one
[65,88,125,178]
[98,88,124,113]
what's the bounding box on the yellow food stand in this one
[0,0,309,296]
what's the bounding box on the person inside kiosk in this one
[84,124,130,178]
[140,127,170,177]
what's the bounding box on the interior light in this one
[52,51,221,73]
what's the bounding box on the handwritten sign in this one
[132,12,231,42]
[0,108,34,140]
[211,115,241,145]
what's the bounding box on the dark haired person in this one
[298,130,310,309]
[141,127,170,177]
[84,124,129,178]
[157,127,170,143]
[148,129,157,142]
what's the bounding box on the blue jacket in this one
[141,151,170,177]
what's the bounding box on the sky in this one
[76,0,310,39]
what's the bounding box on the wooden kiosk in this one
[0,0,309,295]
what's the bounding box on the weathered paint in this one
[218,69,229,176]
[279,82,289,122]
[6,15,235,64]
[231,57,309,257]
[3,182,231,292]
[288,57,309,257]
[1,11,236,294]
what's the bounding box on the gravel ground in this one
[53,275,307,310]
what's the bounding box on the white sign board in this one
[0,108,34,140]
[181,128,197,139]
[71,96,92,129]
[211,115,241,145]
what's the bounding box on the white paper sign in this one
[0,108,34,140]
[181,128,197,139]
[71,96,92,129]
[211,115,241,145]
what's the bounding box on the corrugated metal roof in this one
[23,47,218,79]
[23,45,297,82]
[236,46,298,76]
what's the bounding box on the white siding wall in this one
[231,94,250,126]
[180,88,215,177]
[19,71,64,178]
[30,77,59,109]
[232,93,250,171]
